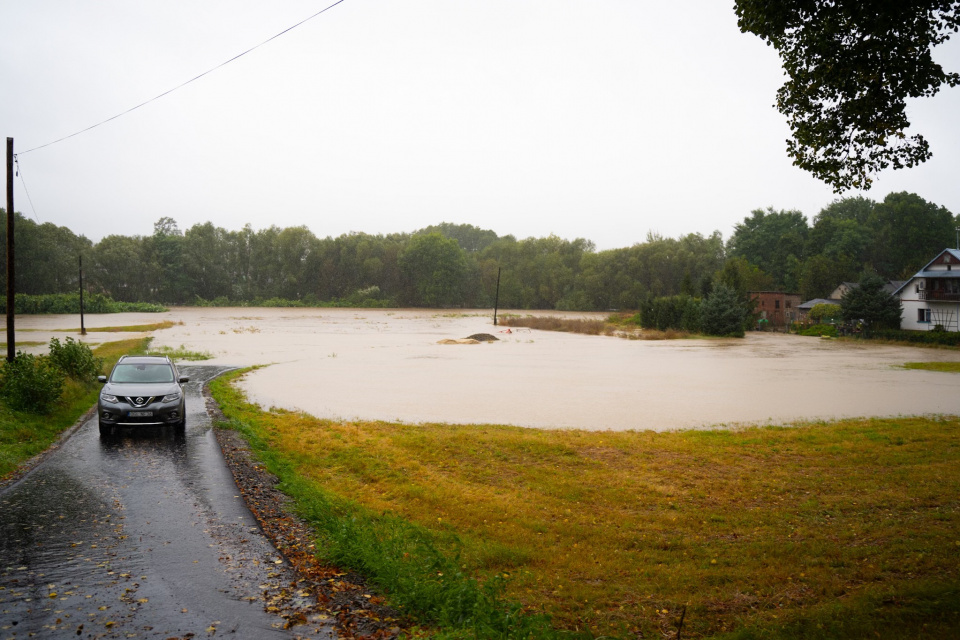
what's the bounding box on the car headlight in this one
[100,393,119,404]
[161,392,182,403]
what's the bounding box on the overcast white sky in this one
[3,1,959,251]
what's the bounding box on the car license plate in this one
[128,411,153,417]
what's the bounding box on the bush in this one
[872,328,960,347]
[701,284,748,337]
[0,293,167,314]
[808,303,841,324]
[48,337,104,383]
[800,324,839,337]
[0,352,65,413]
[638,295,702,332]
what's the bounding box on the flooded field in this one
[16,307,960,431]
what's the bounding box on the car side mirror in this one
[98,375,107,383]
[179,377,190,384]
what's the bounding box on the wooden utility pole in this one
[79,255,86,336]
[6,137,14,362]
[493,267,501,326]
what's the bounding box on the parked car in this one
[97,355,189,437]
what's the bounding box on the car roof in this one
[115,355,174,366]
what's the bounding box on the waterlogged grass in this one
[85,321,179,333]
[902,361,960,373]
[146,343,213,361]
[0,338,149,482]
[15,321,179,333]
[498,314,693,340]
[209,371,960,639]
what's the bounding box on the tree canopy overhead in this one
[735,1,960,191]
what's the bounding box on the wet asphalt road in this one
[0,366,335,640]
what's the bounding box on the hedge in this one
[872,328,960,347]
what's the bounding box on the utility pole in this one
[493,267,501,326]
[6,138,14,362]
[79,255,86,336]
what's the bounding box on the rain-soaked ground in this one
[15,307,960,430]
[0,366,334,639]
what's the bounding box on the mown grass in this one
[0,338,149,482]
[209,370,960,639]
[498,314,692,340]
[901,361,960,373]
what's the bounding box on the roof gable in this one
[923,248,960,270]
[893,249,960,295]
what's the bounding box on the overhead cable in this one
[19,0,348,155]
[13,155,41,222]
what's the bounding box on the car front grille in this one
[121,396,158,408]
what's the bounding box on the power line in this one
[12,155,41,223]
[19,0,348,155]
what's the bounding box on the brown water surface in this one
[20,308,960,430]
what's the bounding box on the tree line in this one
[0,190,956,311]
[727,192,960,301]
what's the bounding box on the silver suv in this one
[97,355,189,437]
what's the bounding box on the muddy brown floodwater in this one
[18,307,960,430]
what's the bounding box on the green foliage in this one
[3,202,955,315]
[868,192,958,277]
[0,293,166,314]
[638,295,702,332]
[872,329,960,347]
[417,222,499,253]
[715,256,775,297]
[701,283,748,337]
[808,303,841,324]
[399,233,470,307]
[0,352,65,414]
[0,212,92,296]
[840,274,903,334]
[0,339,150,480]
[735,1,960,191]
[727,208,808,290]
[48,337,104,382]
[800,324,839,337]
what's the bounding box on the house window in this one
[918,309,931,323]
[775,299,780,309]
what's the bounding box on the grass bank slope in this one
[211,370,960,639]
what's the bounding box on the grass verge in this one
[209,370,960,639]
[0,338,149,482]
[902,361,960,373]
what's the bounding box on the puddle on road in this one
[19,308,960,431]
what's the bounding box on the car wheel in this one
[98,420,113,438]
[175,417,186,434]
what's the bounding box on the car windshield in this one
[111,363,175,384]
